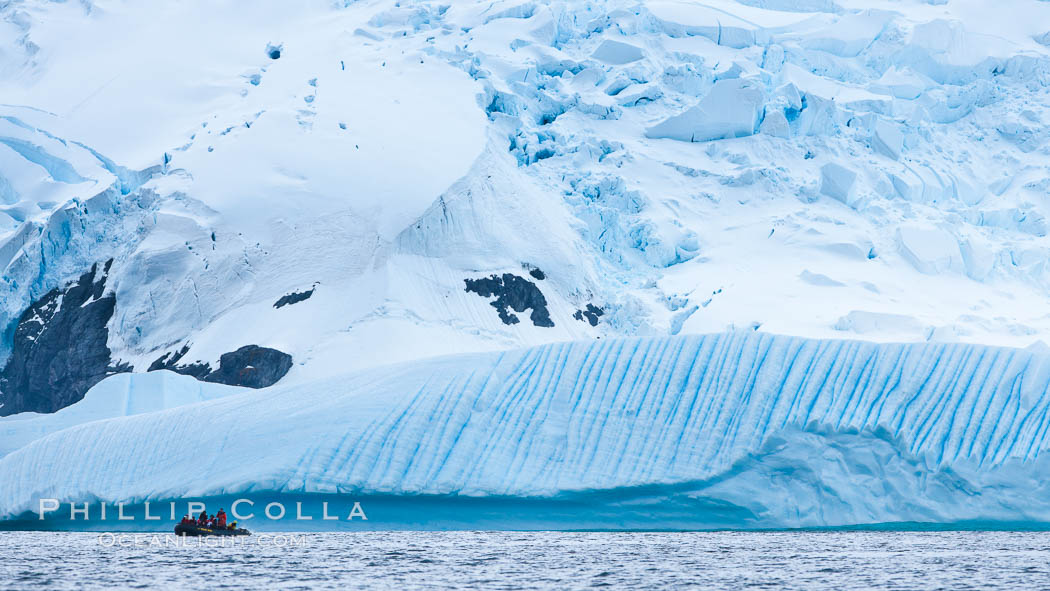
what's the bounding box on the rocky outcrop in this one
[147,345,211,380]
[573,304,605,327]
[0,257,296,416]
[464,273,554,327]
[206,345,293,388]
[149,344,292,389]
[0,260,130,416]
[274,286,315,309]
[528,268,545,280]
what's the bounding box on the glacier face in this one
[6,332,1050,528]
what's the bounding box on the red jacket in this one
[217,511,227,527]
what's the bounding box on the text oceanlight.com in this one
[37,499,367,521]
[98,533,309,548]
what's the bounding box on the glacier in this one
[3,0,1050,531]
[3,0,1050,407]
[7,332,1050,529]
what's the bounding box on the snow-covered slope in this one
[2,0,1050,414]
[6,332,1050,528]
[0,371,247,458]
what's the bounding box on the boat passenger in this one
[217,509,227,528]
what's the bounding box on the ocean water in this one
[2,530,1050,590]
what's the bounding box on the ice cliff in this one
[6,332,1050,528]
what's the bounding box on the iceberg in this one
[5,332,1050,530]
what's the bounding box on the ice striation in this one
[6,332,1050,528]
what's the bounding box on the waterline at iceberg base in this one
[5,332,1050,531]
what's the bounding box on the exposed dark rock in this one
[573,304,605,327]
[148,345,211,380]
[464,273,554,328]
[149,344,292,389]
[0,260,131,416]
[205,345,292,388]
[528,267,546,280]
[274,286,315,309]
